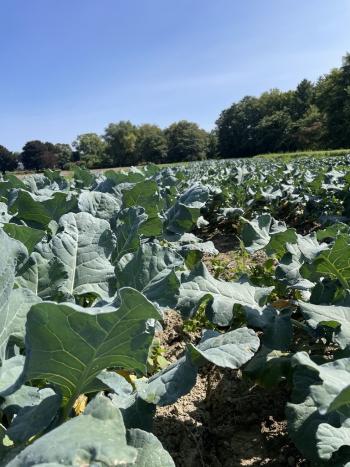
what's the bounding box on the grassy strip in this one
[253,148,350,161]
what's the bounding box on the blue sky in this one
[1,0,349,151]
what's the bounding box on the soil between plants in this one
[152,233,309,466]
[152,309,309,467]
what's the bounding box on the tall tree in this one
[216,96,262,157]
[21,141,58,171]
[104,121,139,167]
[54,143,73,169]
[292,105,326,149]
[259,88,295,115]
[136,124,168,164]
[207,130,219,159]
[316,53,350,148]
[165,120,208,162]
[255,110,294,153]
[72,133,106,168]
[0,145,18,174]
[291,79,315,119]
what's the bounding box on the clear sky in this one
[1,0,349,151]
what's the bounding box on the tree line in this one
[0,121,214,173]
[1,53,350,173]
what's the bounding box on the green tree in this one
[72,133,106,168]
[292,105,326,149]
[259,88,295,114]
[291,79,315,119]
[21,141,58,171]
[54,144,73,169]
[316,53,350,148]
[136,124,168,163]
[0,145,18,174]
[216,84,320,156]
[164,120,208,162]
[216,96,262,157]
[104,121,139,167]
[207,130,219,159]
[255,110,294,153]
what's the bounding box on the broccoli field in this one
[2,156,350,465]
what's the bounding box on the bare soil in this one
[153,309,308,466]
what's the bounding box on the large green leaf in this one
[177,262,272,326]
[123,180,164,236]
[0,356,25,393]
[0,288,41,361]
[17,212,116,299]
[245,305,293,351]
[241,214,296,256]
[15,251,69,301]
[297,233,328,261]
[116,243,183,308]
[1,385,56,421]
[8,190,78,229]
[127,429,175,467]
[317,418,350,463]
[104,169,145,185]
[96,370,133,406]
[1,288,161,416]
[73,165,96,188]
[275,240,317,290]
[286,352,350,463]
[21,173,55,193]
[244,346,292,388]
[112,207,148,263]
[7,392,61,443]
[137,328,259,407]
[165,185,209,234]
[309,235,350,289]
[317,223,350,242]
[0,230,28,361]
[188,327,259,368]
[299,301,350,349]
[6,394,138,467]
[78,191,122,221]
[43,169,69,188]
[2,224,45,255]
[120,397,156,432]
[289,352,350,414]
[135,356,198,406]
[0,175,26,198]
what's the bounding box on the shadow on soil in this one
[153,369,309,467]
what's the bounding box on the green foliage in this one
[137,124,168,164]
[165,120,209,162]
[104,120,139,167]
[0,146,17,174]
[183,297,216,334]
[207,130,219,159]
[147,338,170,374]
[4,154,350,465]
[72,132,106,168]
[255,148,350,161]
[54,143,73,169]
[216,53,350,157]
[0,165,265,465]
[316,53,350,148]
[21,140,59,171]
